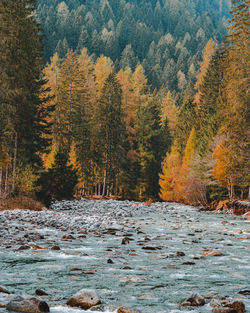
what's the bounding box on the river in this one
[0,199,249,312]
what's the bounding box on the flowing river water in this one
[0,199,249,313]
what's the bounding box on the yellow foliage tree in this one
[182,128,196,170]
[212,139,239,199]
[78,48,96,105]
[94,55,114,96]
[67,141,83,191]
[159,143,183,202]
[43,143,58,170]
[117,67,135,126]
[179,128,197,202]
[161,91,179,136]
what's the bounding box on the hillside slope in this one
[36,0,231,91]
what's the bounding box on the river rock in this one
[67,289,100,309]
[202,250,224,256]
[51,245,60,251]
[0,286,10,294]
[6,296,50,313]
[62,234,75,240]
[117,307,141,313]
[35,289,48,296]
[180,293,205,306]
[89,304,117,311]
[211,300,245,313]
[17,245,30,250]
[176,251,185,256]
[204,291,226,300]
[238,290,250,295]
[212,308,237,313]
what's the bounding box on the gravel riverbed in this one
[0,199,249,312]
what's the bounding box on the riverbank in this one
[0,199,249,312]
[0,196,45,212]
[209,199,250,218]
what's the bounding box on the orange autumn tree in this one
[159,143,182,202]
[212,139,239,199]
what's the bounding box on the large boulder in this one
[67,289,100,309]
[6,296,50,313]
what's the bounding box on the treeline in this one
[36,0,230,91]
[159,0,249,205]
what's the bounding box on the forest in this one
[0,0,249,208]
[36,0,231,91]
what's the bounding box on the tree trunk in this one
[227,178,235,200]
[0,167,2,197]
[12,133,18,193]
[4,165,8,195]
[102,169,107,197]
[110,183,113,196]
[240,189,244,199]
[231,184,235,199]
[69,66,72,135]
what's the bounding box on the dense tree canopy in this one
[36,0,231,91]
[0,0,248,205]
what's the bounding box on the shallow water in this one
[0,200,249,312]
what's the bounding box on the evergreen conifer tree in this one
[136,97,171,199]
[0,0,53,195]
[37,150,78,205]
[94,73,126,196]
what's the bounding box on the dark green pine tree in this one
[136,97,171,199]
[0,0,53,193]
[120,44,137,71]
[94,73,127,196]
[175,85,196,154]
[72,72,93,194]
[37,151,78,205]
[196,47,227,155]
